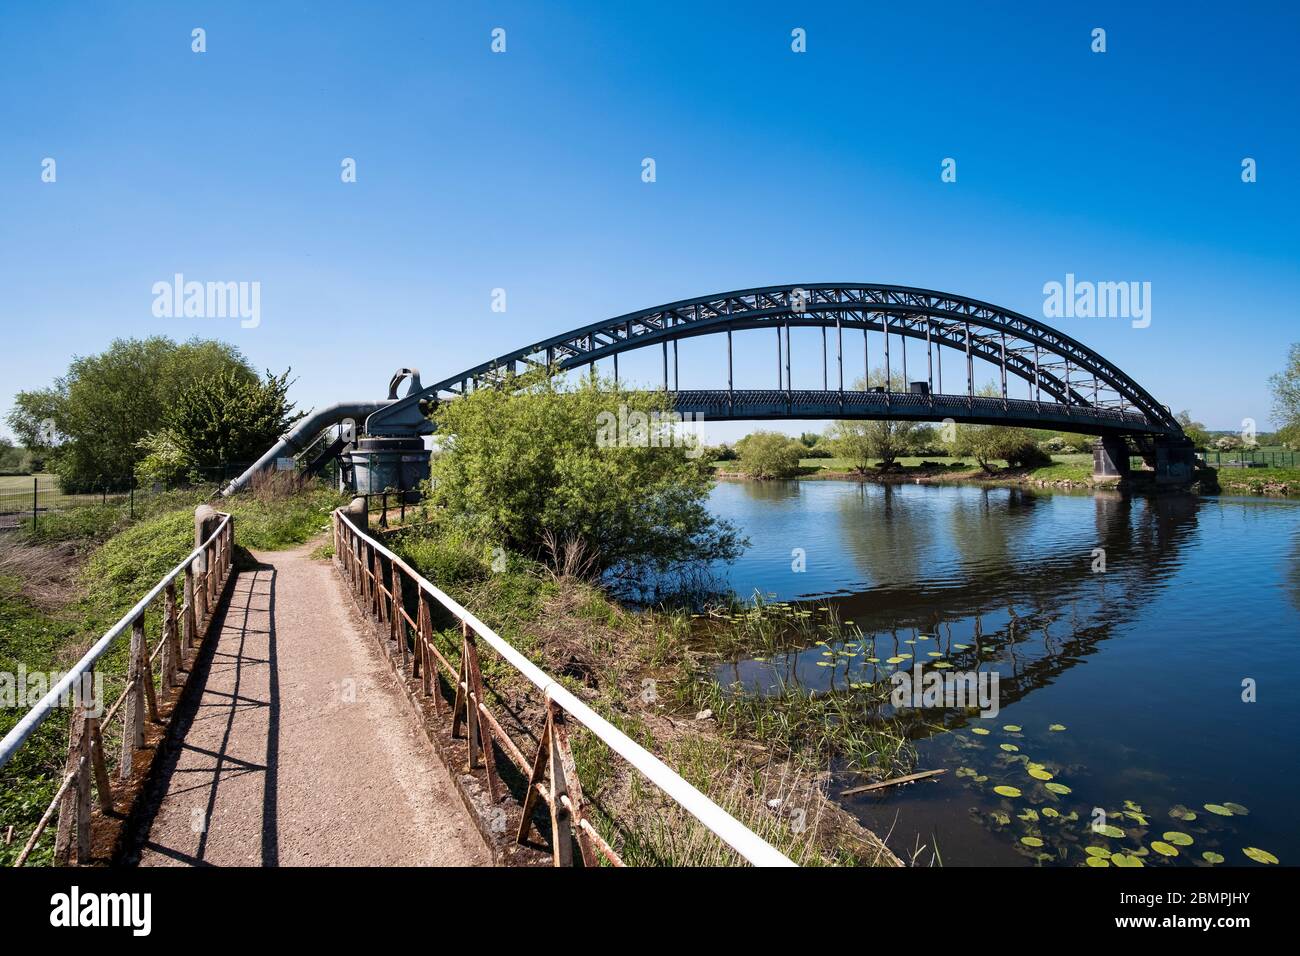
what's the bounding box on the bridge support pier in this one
[1091,436,1130,479]
[1151,436,1198,485]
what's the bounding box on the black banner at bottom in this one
[0,864,1291,941]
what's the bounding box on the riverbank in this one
[386,520,904,866]
[716,455,1300,496]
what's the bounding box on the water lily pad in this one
[1028,767,1054,781]
[927,651,943,657]
[1223,802,1250,816]
[1111,853,1144,867]
[1204,804,1234,816]
[1094,824,1126,839]
[1202,851,1224,864]
[933,662,954,669]
[1020,836,1043,847]
[1003,724,1022,732]
[991,811,1010,825]
[994,785,1022,798]
[1242,847,1279,864]
[1049,724,1067,731]
[953,643,969,650]
[1042,807,1060,818]
[1169,804,1197,822]
[1045,782,1072,795]
[971,727,991,736]
[1085,855,1110,867]
[1000,743,1020,752]
[1151,841,1179,857]
[1085,846,1111,858]
[886,656,906,664]
[1162,832,1194,846]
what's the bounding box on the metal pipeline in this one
[220,400,394,496]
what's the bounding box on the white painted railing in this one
[333,508,795,867]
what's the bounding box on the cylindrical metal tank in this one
[344,436,431,500]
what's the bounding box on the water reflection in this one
[704,481,1297,866]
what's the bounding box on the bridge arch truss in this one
[366,284,1182,438]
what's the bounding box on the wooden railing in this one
[332,507,794,867]
[0,510,235,865]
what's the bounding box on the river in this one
[704,478,1298,867]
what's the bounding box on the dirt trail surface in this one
[130,541,490,867]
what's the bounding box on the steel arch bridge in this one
[367,284,1185,451]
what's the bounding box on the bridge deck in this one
[124,541,489,867]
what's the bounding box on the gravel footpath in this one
[133,541,490,867]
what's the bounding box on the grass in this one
[1211,466,1300,494]
[718,453,1103,486]
[718,449,1300,496]
[0,481,343,865]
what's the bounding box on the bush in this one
[951,423,1049,472]
[734,431,804,478]
[425,373,743,578]
[161,367,302,475]
[1003,441,1052,468]
[391,527,492,589]
[134,430,190,488]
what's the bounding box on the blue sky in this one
[1,0,1297,441]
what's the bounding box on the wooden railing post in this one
[195,559,209,631]
[86,674,113,815]
[391,564,408,670]
[206,542,217,611]
[452,621,500,802]
[162,580,180,688]
[53,690,93,864]
[120,616,147,779]
[417,592,441,714]
[183,565,197,652]
[139,615,160,724]
[373,549,385,622]
[361,542,372,611]
[517,695,598,867]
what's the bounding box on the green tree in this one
[6,337,256,491]
[1175,410,1211,450]
[1269,344,1300,434]
[0,437,30,473]
[829,372,929,468]
[734,431,804,478]
[161,368,301,478]
[426,373,742,577]
[943,385,1048,472]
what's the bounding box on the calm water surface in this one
[704,479,1300,866]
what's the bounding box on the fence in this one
[0,476,107,528]
[0,510,234,865]
[1199,449,1297,468]
[0,468,253,532]
[331,506,793,867]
